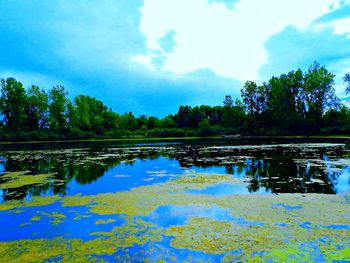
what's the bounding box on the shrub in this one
[147,128,186,138]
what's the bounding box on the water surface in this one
[0,139,349,262]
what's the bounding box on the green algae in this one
[0,237,110,263]
[94,219,116,225]
[261,238,350,263]
[30,216,41,222]
[91,219,163,247]
[62,193,93,207]
[0,172,349,262]
[172,172,249,189]
[0,195,60,211]
[19,222,32,227]
[74,213,92,221]
[0,171,58,189]
[0,220,164,263]
[36,211,67,225]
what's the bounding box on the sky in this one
[1,0,350,117]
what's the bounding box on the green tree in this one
[303,62,338,126]
[73,95,91,130]
[147,116,159,130]
[241,81,259,116]
[0,78,28,132]
[120,112,138,131]
[176,106,193,128]
[160,116,176,128]
[241,81,258,116]
[49,85,69,132]
[26,85,49,130]
[223,95,233,107]
[137,115,148,129]
[344,73,350,94]
[222,98,244,129]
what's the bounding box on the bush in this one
[147,128,186,138]
[197,125,222,137]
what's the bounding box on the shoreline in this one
[0,135,349,145]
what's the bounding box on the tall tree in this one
[176,106,193,128]
[344,73,350,94]
[0,78,28,132]
[241,81,268,117]
[285,69,304,114]
[49,85,68,132]
[241,81,258,116]
[303,62,337,125]
[26,85,49,130]
[223,95,233,108]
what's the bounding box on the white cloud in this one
[131,55,157,71]
[330,17,350,37]
[133,0,342,81]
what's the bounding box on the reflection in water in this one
[0,143,349,202]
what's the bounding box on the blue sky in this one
[1,0,350,117]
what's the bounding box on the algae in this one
[94,219,116,225]
[0,171,349,262]
[0,171,57,189]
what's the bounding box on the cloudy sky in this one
[1,0,350,116]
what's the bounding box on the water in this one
[0,139,349,262]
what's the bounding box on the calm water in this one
[0,139,349,202]
[0,139,349,262]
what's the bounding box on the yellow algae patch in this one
[0,238,108,263]
[12,209,24,214]
[90,205,119,215]
[61,193,93,207]
[165,217,350,261]
[172,172,249,189]
[74,213,92,221]
[30,216,41,222]
[37,211,67,225]
[0,195,60,211]
[53,173,349,228]
[59,173,247,218]
[91,219,163,247]
[165,217,272,255]
[0,221,163,262]
[261,238,350,263]
[0,172,349,262]
[0,171,58,189]
[94,219,116,225]
[19,222,32,227]
[0,201,19,211]
[212,193,350,226]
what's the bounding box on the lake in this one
[0,138,349,262]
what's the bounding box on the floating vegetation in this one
[0,143,349,262]
[36,211,67,225]
[94,219,116,225]
[30,216,41,222]
[0,195,60,211]
[0,171,59,189]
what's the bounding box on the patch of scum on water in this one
[0,171,349,262]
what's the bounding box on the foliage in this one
[344,72,350,94]
[0,78,27,132]
[147,128,187,138]
[0,62,349,141]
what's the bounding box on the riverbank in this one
[0,135,350,145]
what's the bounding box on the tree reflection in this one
[0,144,348,201]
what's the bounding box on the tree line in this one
[1,62,350,141]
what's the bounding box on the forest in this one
[1,62,350,141]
